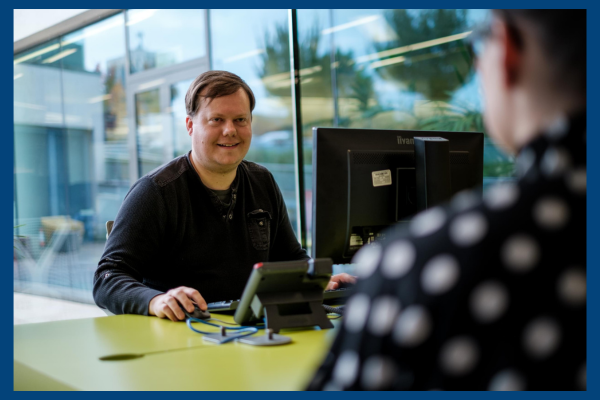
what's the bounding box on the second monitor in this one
[311,127,483,264]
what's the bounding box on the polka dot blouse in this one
[307,113,586,391]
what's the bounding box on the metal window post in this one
[288,9,307,248]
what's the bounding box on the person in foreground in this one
[308,9,586,391]
[93,71,354,320]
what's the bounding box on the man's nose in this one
[223,120,237,136]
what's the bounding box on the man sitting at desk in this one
[94,71,354,321]
[308,9,585,390]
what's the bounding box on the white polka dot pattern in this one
[545,116,569,140]
[393,305,432,347]
[322,381,342,391]
[308,121,586,391]
[344,294,371,333]
[522,317,561,359]
[451,189,480,213]
[332,350,360,388]
[501,234,540,273]
[353,243,383,279]
[421,254,460,295]
[449,212,488,247]
[541,146,571,177]
[566,168,586,194]
[488,369,526,391]
[439,336,479,376]
[516,147,536,177]
[470,281,509,323]
[360,356,396,390]
[381,240,416,279]
[410,207,446,237]
[533,197,570,230]
[557,267,586,306]
[368,296,401,336]
[484,183,520,211]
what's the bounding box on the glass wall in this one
[297,9,515,247]
[13,9,514,306]
[135,88,163,175]
[14,13,129,302]
[126,9,207,73]
[210,9,299,234]
[170,79,194,158]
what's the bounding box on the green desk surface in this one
[14,313,340,391]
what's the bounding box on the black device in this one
[414,137,452,210]
[207,299,240,312]
[322,287,355,304]
[312,127,483,264]
[182,304,211,320]
[233,259,334,333]
[206,287,354,311]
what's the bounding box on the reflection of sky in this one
[63,14,126,74]
[452,73,484,113]
[329,9,390,57]
[127,10,206,66]
[211,9,291,120]
[171,79,193,155]
[318,9,489,111]
[211,9,288,98]
[46,9,491,124]
[297,9,332,59]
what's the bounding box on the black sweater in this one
[93,153,309,315]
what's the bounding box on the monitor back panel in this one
[311,127,483,264]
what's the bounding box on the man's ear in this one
[496,19,522,88]
[186,116,193,136]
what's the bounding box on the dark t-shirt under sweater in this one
[93,153,309,315]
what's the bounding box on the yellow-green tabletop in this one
[14,313,340,391]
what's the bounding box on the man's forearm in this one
[93,260,163,315]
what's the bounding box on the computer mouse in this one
[182,304,211,320]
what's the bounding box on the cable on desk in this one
[186,319,259,343]
[184,315,265,344]
[207,317,239,325]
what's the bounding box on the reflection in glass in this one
[295,9,515,247]
[136,89,163,176]
[127,9,207,74]
[13,13,130,303]
[170,79,194,158]
[211,9,298,234]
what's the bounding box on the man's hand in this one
[326,273,357,291]
[149,286,207,321]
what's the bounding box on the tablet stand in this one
[251,289,333,333]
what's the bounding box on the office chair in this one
[106,220,114,239]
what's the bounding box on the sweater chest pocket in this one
[247,209,271,251]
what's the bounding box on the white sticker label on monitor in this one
[372,169,392,187]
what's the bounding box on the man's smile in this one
[217,143,240,148]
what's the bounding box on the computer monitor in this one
[311,127,483,264]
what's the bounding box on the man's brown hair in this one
[185,70,256,117]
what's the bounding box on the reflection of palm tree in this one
[374,9,474,101]
[257,22,380,115]
[416,100,483,132]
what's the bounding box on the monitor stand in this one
[414,137,452,211]
[250,290,334,333]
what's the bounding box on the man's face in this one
[186,88,252,174]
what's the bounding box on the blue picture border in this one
[4,0,597,397]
